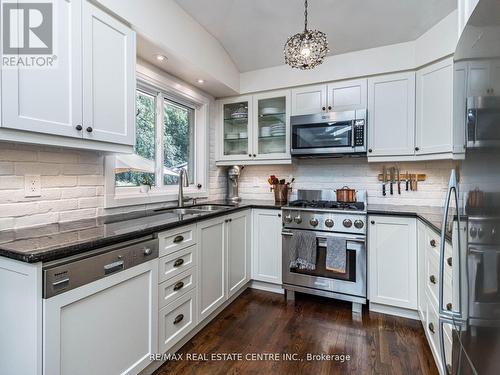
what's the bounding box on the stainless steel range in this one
[282,189,367,313]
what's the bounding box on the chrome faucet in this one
[178,168,190,207]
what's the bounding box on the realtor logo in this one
[2,1,55,68]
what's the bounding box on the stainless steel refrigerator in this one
[442,0,500,373]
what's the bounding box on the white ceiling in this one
[174,0,457,72]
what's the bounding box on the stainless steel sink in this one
[189,204,234,211]
[167,208,205,215]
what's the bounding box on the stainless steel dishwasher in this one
[42,236,159,375]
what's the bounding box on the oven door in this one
[282,229,366,298]
[291,120,355,155]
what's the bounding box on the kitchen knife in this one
[382,166,386,196]
[405,171,409,191]
[397,167,401,194]
[389,167,394,195]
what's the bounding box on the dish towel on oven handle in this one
[326,237,347,273]
[289,231,317,271]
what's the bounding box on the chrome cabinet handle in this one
[173,314,184,325]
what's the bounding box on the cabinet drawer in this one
[158,224,197,257]
[159,267,197,309]
[159,245,197,283]
[158,289,197,353]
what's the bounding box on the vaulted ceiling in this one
[174,0,457,72]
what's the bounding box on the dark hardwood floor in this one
[154,289,438,375]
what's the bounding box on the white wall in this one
[239,10,458,95]
[228,159,455,207]
[96,0,240,94]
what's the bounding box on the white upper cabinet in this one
[291,79,367,115]
[82,1,136,145]
[467,59,500,97]
[291,84,327,115]
[1,0,82,139]
[327,78,367,111]
[216,90,291,165]
[367,72,416,158]
[0,0,136,151]
[416,57,454,155]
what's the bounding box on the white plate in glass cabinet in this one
[252,90,291,161]
[218,96,253,162]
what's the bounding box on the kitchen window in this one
[105,69,209,208]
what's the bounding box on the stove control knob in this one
[343,219,353,228]
[477,227,484,238]
[470,227,477,238]
[284,214,293,224]
[492,227,497,239]
[354,220,364,229]
[294,215,302,224]
[309,218,319,227]
[325,219,334,228]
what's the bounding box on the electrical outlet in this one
[25,175,41,197]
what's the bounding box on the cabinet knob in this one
[143,247,152,256]
[446,302,452,311]
[328,106,332,110]
[248,154,252,157]
[322,106,326,111]
[447,257,452,267]
[253,154,257,157]
[368,149,372,153]
[430,239,437,247]
[173,314,184,325]
[415,147,420,151]
[428,322,435,334]
[278,214,281,218]
[86,126,93,133]
[75,124,83,131]
[370,220,375,225]
[429,275,437,284]
[197,183,202,189]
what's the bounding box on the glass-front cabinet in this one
[217,90,291,164]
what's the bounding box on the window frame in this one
[104,66,210,208]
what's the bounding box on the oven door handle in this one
[282,230,365,244]
[351,120,356,147]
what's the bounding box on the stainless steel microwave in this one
[290,109,367,156]
[467,96,500,149]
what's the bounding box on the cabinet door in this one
[453,62,468,154]
[467,60,490,97]
[253,90,291,160]
[327,78,367,111]
[218,96,253,161]
[252,209,282,284]
[368,215,417,309]
[416,58,454,155]
[82,0,136,145]
[367,72,416,157]
[43,261,158,375]
[226,211,251,298]
[1,0,82,138]
[291,84,327,115]
[198,217,226,321]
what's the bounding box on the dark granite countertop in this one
[367,204,455,242]
[0,200,283,263]
[0,199,456,264]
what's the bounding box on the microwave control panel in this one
[354,120,365,146]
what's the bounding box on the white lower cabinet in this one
[43,261,158,375]
[251,209,282,284]
[368,215,417,309]
[226,211,251,298]
[198,216,227,321]
[158,289,197,354]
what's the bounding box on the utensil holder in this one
[271,184,289,204]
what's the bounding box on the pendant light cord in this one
[304,0,308,31]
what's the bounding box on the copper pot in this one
[336,186,356,203]
[467,188,484,209]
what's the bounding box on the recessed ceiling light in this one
[197,79,205,84]
[155,54,167,62]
